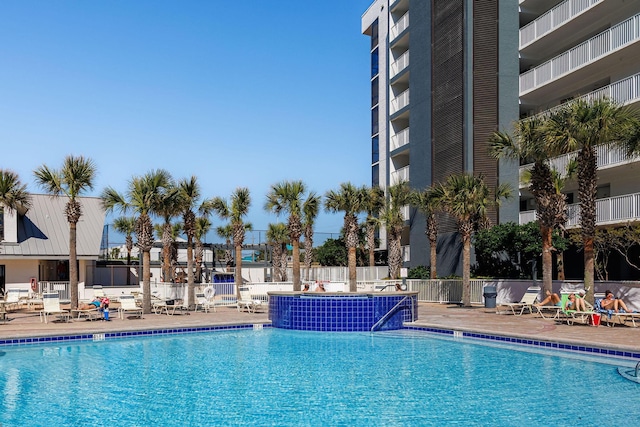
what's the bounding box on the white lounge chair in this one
[92,285,105,298]
[71,304,101,321]
[237,287,265,314]
[39,293,71,323]
[497,286,540,315]
[118,294,143,319]
[4,288,29,311]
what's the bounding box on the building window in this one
[0,207,3,241]
[371,106,379,136]
[372,136,379,163]
[371,77,379,107]
[371,19,378,50]
[371,48,379,79]
[372,164,379,187]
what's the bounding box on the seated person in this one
[565,293,587,311]
[77,298,102,311]
[302,284,310,292]
[315,282,326,292]
[534,290,560,307]
[601,290,632,313]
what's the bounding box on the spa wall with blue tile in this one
[269,293,417,331]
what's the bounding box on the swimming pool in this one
[0,328,638,426]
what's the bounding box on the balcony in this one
[519,145,639,188]
[520,0,603,48]
[390,127,410,151]
[520,13,640,95]
[390,89,410,115]
[391,12,409,42]
[390,50,409,79]
[391,166,410,185]
[519,191,640,227]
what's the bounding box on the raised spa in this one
[268,292,418,332]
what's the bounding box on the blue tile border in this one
[0,323,272,348]
[404,325,640,360]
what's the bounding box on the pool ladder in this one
[370,295,416,332]
[617,360,640,383]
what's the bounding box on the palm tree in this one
[216,224,234,271]
[380,182,411,280]
[195,217,212,283]
[102,169,173,314]
[265,180,308,291]
[489,116,567,295]
[177,176,202,308]
[302,192,321,280]
[434,173,511,306]
[411,186,440,279]
[155,186,181,283]
[34,155,96,310]
[267,222,289,282]
[112,216,136,285]
[363,186,384,267]
[0,169,32,229]
[211,187,252,301]
[545,98,639,302]
[154,222,182,283]
[324,182,366,292]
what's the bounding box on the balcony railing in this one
[519,192,640,227]
[390,127,410,151]
[390,50,409,79]
[520,13,640,94]
[519,144,638,186]
[391,166,410,185]
[390,88,410,114]
[390,12,409,41]
[520,0,602,48]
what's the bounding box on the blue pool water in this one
[0,329,639,426]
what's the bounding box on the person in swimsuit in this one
[77,298,102,310]
[534,290,560,307]
[600,290,632,313]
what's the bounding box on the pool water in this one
[0,329,638,426]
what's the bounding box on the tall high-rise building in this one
[361,1,520,275]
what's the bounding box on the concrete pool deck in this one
[0,303,638,353]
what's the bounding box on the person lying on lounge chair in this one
[601,290,632,313]
[565,293,587,312]
[77,298,102,311]
[534,290,560,307]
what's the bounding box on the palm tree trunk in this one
[430,239,437,279]
[187,238,194,308]
[348,247,357,292]
[235,244,243,300]
[142,250,151,314]
[126,250,132,286]
[462,234,471,307]
[541,225,553,295]
[584,237,595,303]
[69,222,78,310]
[292,240,301,291]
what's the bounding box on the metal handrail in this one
[371,295,413,332]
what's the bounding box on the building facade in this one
[361,0,520,275]
[519,0,640,279]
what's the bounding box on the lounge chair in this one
[39,293,71,323]
[594,294,640,327]
[71,304,101,321]
[92,285,105,299]
[4,288,30,311]
[560,293,596,325]
[497,286,540,315]
[237,287,265,314]
[118,294,143,319]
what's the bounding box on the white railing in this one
[391,127,410,151]
[520,13,640,94]
[520,0,602,48]
[390,50,409,78]
[402,245,410,262]
[390,12,409,41]
[391,165,410,185]
[390,88,410,114]
[519,144,638,186]
[519,192,640,227]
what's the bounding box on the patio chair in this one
[237,287,265,314]
[92,285,105,299]
[39,293,71,323]
[71,304,101,321]
[195,288,216,313]
[4,289,28,311]
[560,292,596,325]
[594,294,640,327]
[496,286,540,316]
[118,294,144,319]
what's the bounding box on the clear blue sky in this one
[0,0,374,244]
